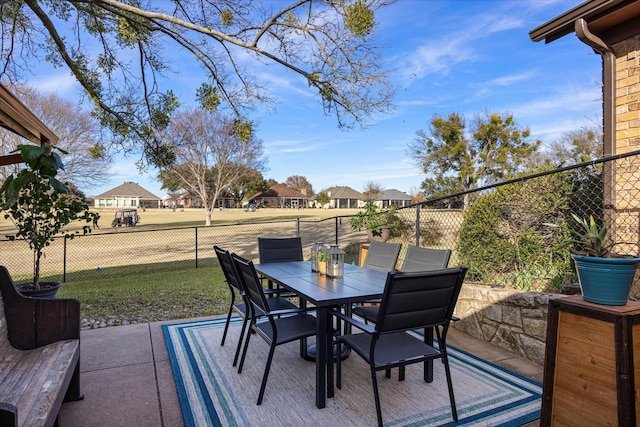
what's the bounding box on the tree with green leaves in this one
[407,112,540,208]
[158,109,265,225]
[315,191,330,208]
[419,175,464,208]
[0,0,394,168]
[0,144,99,289]
[227,167,268,207]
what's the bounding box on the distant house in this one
[249,184,309,208]
[161,191,237,209]
[94,182,162,209]
[377,189,412,208]
[322,186,362,209]
[174,191,203,208]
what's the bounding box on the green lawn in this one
[4,207,362,322]
[57,260,228,322]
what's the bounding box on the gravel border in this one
[81,316,148,329]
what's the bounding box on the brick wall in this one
[614,34,640,152]
[612,35,640,296]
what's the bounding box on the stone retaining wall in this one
[452,283,567,365]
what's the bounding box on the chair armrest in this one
[267,306,316,317]
[263,288,295,296]
[332,309,376,335]
[0,267,80,349]
[8,297,81,349]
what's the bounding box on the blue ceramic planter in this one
[572,254,640,306]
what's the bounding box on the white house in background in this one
[377,189,412,208]
[94,182,162,209]
[321,186,363,209]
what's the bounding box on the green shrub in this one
[457,170,573,291]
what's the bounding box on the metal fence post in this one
[195,227,198,268]
[296,218,300,236]
[63,236,67,283]
[415,204,421,247]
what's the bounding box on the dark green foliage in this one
[0,144,100,288]
[349,199,401,236]
[457,170,573,291]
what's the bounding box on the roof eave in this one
[0,83,59,166]
[529,0,630,43]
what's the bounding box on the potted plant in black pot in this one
[349,199,402,242]
[0,144,100,298]
[566,214,640,306]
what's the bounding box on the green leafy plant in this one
[349,199,401,237]
[457,172,572,290]
[317,249,328,262]
[0,144,100,289]
[567,214,621,258]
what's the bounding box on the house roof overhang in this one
[529,0,640,45]
[0,83,59,166]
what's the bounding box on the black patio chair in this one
[232,253,317,405]
[258,236,304,264]
[215,246,296,368]
[257,236,302,294]
[257,236,309,355]
[354,246,452,323]
[361,240,401,272]
[334,266,468,427]
[353,247,454,380]
[351,241,402,321]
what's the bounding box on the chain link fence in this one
[2,151,639,296]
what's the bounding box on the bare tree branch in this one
[1,0,395,167]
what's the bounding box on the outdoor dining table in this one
[254,261,405,409]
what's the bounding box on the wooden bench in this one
[0,266,82,427]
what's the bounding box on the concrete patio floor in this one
[58,317,543,426]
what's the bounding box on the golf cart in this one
[111,209,140,227]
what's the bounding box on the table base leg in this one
[303,343,350,361]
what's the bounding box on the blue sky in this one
[29,0,600,198]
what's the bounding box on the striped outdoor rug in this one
[163,318,541,427]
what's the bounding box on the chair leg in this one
[257,343,277,405]
[237,324,253,374]
[220,304,234,346]
[371,366,384,427]
[233,316,250,367]
[300,299,308,358]
[398,365,405,381]
[336,338,343,389]
[442,354,458,422]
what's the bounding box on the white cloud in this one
[473,71,539,88]
[487,16,524,33]
[401,38,477,82]
[30,72,81,97]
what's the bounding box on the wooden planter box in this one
[542,295,640,425]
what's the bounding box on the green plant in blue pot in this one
[568,214,640,306]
